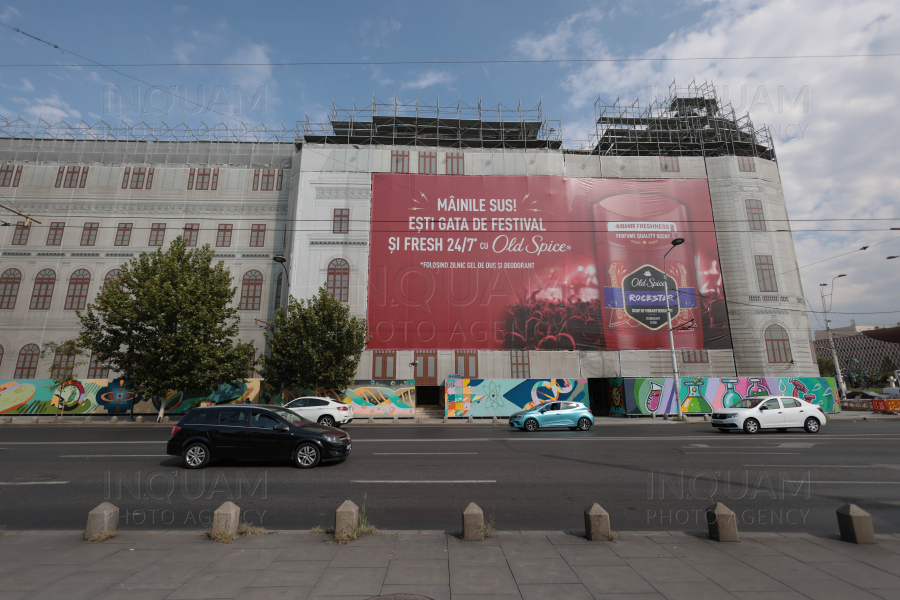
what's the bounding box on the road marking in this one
[373,452,478,455]
[60,455,168,458]
[812,481,900,484]
[0,481,69,485]
[352,480,496,484]
[778,443,816,448]
[683,452,801,455]
[347,434,900,442]
[0,441,163,445]
[745,465,889,468]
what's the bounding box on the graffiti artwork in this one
[445,377,589,417]
[612,377,841,414]
[280,380,416,417]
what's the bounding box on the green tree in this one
[817,355,836,378]
[260,285,369,394]
[41,339,88,415]
[77,237,255,406]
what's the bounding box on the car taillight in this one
[337,406,349,411]
[171,425,182,437]
[817,406,824,412]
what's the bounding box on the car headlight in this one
[721,413,738,419]
[323,434,342,444]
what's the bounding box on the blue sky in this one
[1,0,899,331]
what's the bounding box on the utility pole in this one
[819,275,847,398]
[0,202,42,225]
[664,238,685,418]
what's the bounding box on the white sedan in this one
[283,396,353,428]
[711,396,826,434]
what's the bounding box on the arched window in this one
[765,324,793,363]
[240,270,263,311]
[326,258,349,302]
[14,344,40,379]
[274,272,283,311]
[103,269,123,294]
[0,344,4,372]
[29,269,56,310]
[64,269,91,310]
[0,268,22,309]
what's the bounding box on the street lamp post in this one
[819,274,847,399]
[273,256,290,308]
[663,238,685,419]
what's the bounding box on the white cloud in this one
[518,0,900,323]
[22,94,82,121]
[20,78,33,91]
[0,5,19,22]
[402,70,456,90]
[514,9,604,61]
[360,17,401,49]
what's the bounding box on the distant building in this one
[815,325,900,377]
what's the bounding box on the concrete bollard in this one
[584,503,611,541]
[135,416,143,423]
[110,416,118,424]
[368,417,374,424]
[84,502,119,541]
[84,416,91,424]
[706,502,739,542]
[56,416,64,423]
[163,416,170,423]
[211,501,241,538]
[392,416,398,423]
[335,500,359,538]
[462,503,484,541]
[467,416,474,423]
[443,417,448,423]
[837,503,876,544]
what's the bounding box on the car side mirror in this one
[274,424,289,431]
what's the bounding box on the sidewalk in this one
[2,528,900,599]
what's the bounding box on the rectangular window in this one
[391,150,409,174]
[63,167,80,188]
[216,224,233,247]
[195,168,211,190]
[79,166,89,188]
[51,352,76,379]
[149,223,166,246]
[373,350,397,379]
[660,156,680,172]
[87,354,109,379]
[46,222,65,246]
[738,156,756,172]
[211,168,219,191]
[13,165,22,187]
[0,165,14,186]
[333,209,349,234]
[455,350,478,378]
[260,168,276,191]
[754,255,778,293]
[249,224,266,247]
[146,167,154,189]
[510,350,530,378]
[130,167,146,189]
[80,223,99,246]
[276,169,283,191]
[745,199,766,231]
[55,166,65,188]
[121,167,131,189]
[252,168,259,191]
[114,223,133,246]
[183,223,199,247]
[681,350,709,364]
[12,221,30,245]
[418,151,437,175]
[187,168,195,190]
[447,152,464,175]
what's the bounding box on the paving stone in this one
[741,555,840,581]
[448,595,522,600]
[691,564,793,592]
[384,559,449,585]
[782,578,884,599]
[26,570,133,600]
[448,543,508,567]
[729,592,811,600]
[810,560,900,589]
[588,594,665,600]
[604,538,675,558]
[248,561,325,587]
[234,587,312,600]
[518,583,594,600]
[449,564,519,595]
[446,533,500,546]
[233,533,298,548]
[858,554,900,577]
[309,567,387,597]
[624,557,711,583]
[329,545,392,568]
[507,558,579,584]
[553,542,627,566]
[166,569,263,599]
[546,532,591,545]
[569,564,657,595]
[275,541,341,562]
[155,542,232,564]
[391,538,450,560]
[757,539,855,563]
[649,581,739,599]
[114,562,206,589]
[380,583,451,600]
[498,538,562,560]
[0,563,82,592]
[870,590,900,600]
[653,540,746,565]
[205,548,281,570]
[341,532,398,546]
[82,549,168,572]
[703,538,786,557]
[96,590,177,600]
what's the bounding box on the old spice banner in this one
[367,174,731,351]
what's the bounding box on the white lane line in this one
[745,465,889,467]
[683,452,801,455]
[812,481,900,484]
[352,480,495,483]
[0,441,163,445]
[60,455,168,458]
[0,481,70,485]
[348,434,900,442]
[373,452,478,455]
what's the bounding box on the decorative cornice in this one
[308,240,368,247]
[1,251,31,256]
[37,252,65,257]
[105,252,134,257]
[313,187,370,199]
[70,252,100,257]
[7,202,287,216]
[241,254,270,259]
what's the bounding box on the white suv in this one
[283,396,353,428]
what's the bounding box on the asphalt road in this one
[1,421,899,534]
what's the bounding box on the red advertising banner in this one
[367,174,731,351]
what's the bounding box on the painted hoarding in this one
[279,380,416,417]
[368,175,731,351]
[445,377,589,417]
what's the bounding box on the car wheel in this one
[777,428,787,432]
[524,418,539,432]
[318,415,335,428]
[183,442,210,469]
[717,428,730,433]
[293,443,321,469]
[804,417,820,433]
[577,417,592,431]
[743,419,760,434]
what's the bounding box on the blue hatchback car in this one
[509,401,594,432]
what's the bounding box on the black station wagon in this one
[166,405,351,469]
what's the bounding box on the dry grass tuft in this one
[238,523,271,536]
[85,531,116,543]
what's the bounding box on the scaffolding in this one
[592,79,775,160]
[0,115,296,143]
[299,96,562,149]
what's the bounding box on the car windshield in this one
[264,405,313,426]
[733,398,765,408]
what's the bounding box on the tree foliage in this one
[41,339,88,390]
[260,285,369,393]
[817,355,836,378]
[77,237,255,400]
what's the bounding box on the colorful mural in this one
[613,377,841,414]
[445,378,589,417]
[279,380,416,417]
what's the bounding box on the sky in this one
[1,0,898,333]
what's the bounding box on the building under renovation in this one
[0,81,828,417]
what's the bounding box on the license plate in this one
[711,420,723,425]
[346,444,351,452]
